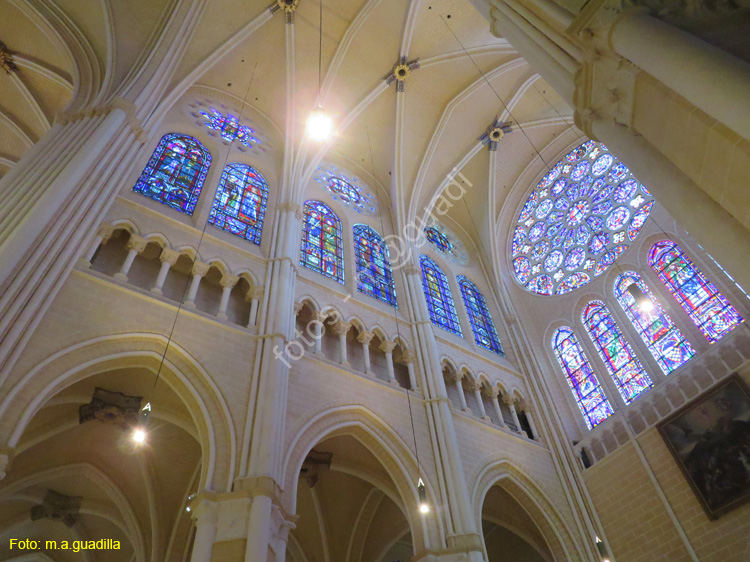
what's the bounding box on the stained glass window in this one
[300,201,344,283]
[423,222,469,266]
[132,133,211,215]
[552,327,613,429]
[614,272,695,374]
[582,301,653,404]
[198,108,261,149]
[420,255,462,336]
[457,276,503,355]
[208,163,268,244]
[649,241,743,343]
[512,140,654,295]
[314,164,378,215]
[353,224,397,306]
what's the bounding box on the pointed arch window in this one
[353,224,397,306]
[457,276,503,355]
[614,272,695,374]
[582,301,653,404]
[132,133,211,215]
[420,255,462,336]
[649,241,743,343]
[300,201,344,283]
[552,327,613,429]
[208,163,268,244]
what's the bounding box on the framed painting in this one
[657,374,750,519]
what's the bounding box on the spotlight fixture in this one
[417,477,430,514]
[132,428,146,444]
[626,283,654,313]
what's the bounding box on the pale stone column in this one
[185,261,210,308]
[454,375,469,411]
[380,340,397,384]
[401,349,418,390]
[506,395,522,431]
[333,322,351,366]
[471,382,489,420]
[78,223,113,267]
[521,401,540,440]
[357,330,374,374]
[247,285,264,329]
[189,500,218,562]
[313,313,326,356]
[217,274,239,320]
[151,248,179,294]
[490,389,506,428]
[114,235,147,281]
[611,9,750,140]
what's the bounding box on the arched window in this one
[353,224,397,306]
[420,255,462,336]
[582,301,653,404]
[208,163,268,244]
[648,241,743,343]
[132,133,211,215]
[614,272,695,374]
[457,276,503,355]
[300,201,344,283]
[552,327,613,429]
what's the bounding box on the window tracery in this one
[353,224,397,306]
[420,255,462,336]
[208,163,268,244]
[300,201,344,283]
[457,276,503,355]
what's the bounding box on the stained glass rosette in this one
[422,222,469,266]
[511,141,655,295]
[314,164,378,216]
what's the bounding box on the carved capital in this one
[503,394,517,406]
[278,201,302,219]
[126,235,148,253]
[401,349,416,363]
[332,322,351,336]
[380,341,397,354]
[97,222,115,242]
[357,330,374,345]
[191,261,211,277]
[160,248,180,265]
[220,274,240,289]
[487,387,501,399]
[248,285,265,301]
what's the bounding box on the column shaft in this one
[115,248,139,281]
[455,379,468,410]
[152,260,172,294]
[492,395,506,427]
[186,274,202,306]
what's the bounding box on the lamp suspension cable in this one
[135,65,258,442]
[366,125,427,513]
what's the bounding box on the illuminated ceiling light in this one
[627,283,654,312]
[132,428,146,444]
[306,107,333,141]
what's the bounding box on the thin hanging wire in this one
[318,0,323,105]
[439,14,554,171]
[151,64,259,392]
[366,125,422,475]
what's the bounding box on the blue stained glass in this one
[571,161,590,181]
[552,327,614,429]
[591,154,613,176]
[425,225,453,252]
[200,108,261,148]
[552,178,568,195]
[420,255,462,336]
[457,276,503,355]
[614,272,696,373]
[592,185,614,205]
[353,224,397,307]
[608,162,629,183]
[582,301,653,404]
[132,133,212,215]
[300,201,344,283]
[649,241,743,343]
[208,163,268,244]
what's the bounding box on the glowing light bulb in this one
[306,107,333,141]
[419,503,430,514]
[639,299,654,313]
[132,428,146,444]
